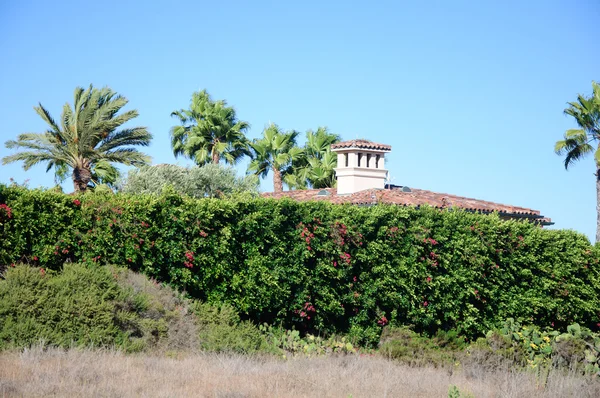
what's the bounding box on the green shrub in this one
[0,263,196,352]
[118,163,259,198]
[191,302,267,353]
[1,185,599,344]
[379,326,463,367]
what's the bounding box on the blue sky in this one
[0,0,598,240]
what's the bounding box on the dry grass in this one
[0,348,598,398]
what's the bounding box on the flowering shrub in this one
[0,184,599,345]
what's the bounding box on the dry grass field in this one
[0,348,598,398]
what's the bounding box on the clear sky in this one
[0,0,598,240]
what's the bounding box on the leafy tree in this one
[2,85,152,192]
[170,90,250,166]
[247,123,303,192]
[286,127,341,189]
[555,81,600,241]
[119,163,258,198]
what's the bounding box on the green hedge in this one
[1,185,599,343]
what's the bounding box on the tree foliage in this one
[555,81,600,169]
[247,123,303,192]
[170,90,250,166]
[2,85,152,192]
[118,163,258,198]
[285,127,341,189]
[555,81,600,242]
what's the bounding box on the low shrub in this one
[0,263,196,352]
[379,326,465,367]
[191,302,267,354]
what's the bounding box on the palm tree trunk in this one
[212,151,220,164]
[72,165,92,192]
[273,168,283,193]
[596,166,600,243]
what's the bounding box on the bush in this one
[118,163,259,198]
[1,185,599,344]
[0,263,196,352]
[191,302,267,354]
[379,326,464,367]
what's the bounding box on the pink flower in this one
[39,268,46,276]
[426,277,432,283]
[33,256,38,261]
[423,301,428,307]
[73,199,81,206]
[0,204,13,218]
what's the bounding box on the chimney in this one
[331,139,391,195]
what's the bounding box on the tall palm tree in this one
[2,85,152,192]
[247,123,303,192]
[287,127,341,189]
[555,81,600,241]
[170,90,250,166]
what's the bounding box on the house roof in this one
[331,139,392,151]
[262,186,553,225]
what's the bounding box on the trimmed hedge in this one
[1,185,599,344]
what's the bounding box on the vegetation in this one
[0,263,196,352]
[5,348,599,398]
[247,123,304,192]
[2,85,152,192]
[170,90,250,166]
[1,186,598,346]
[1,263,600,397]
[555,81,600,242]
[285,127,341,189]
[118,163,258,198]
[4,80,600,396]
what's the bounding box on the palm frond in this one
[3,84,152,190]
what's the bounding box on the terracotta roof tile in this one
[262,187,552,224]
[331,139,391,151]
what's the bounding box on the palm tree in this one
[247,123,303,192]
[555,81,600,241]
[2,85,152,192]
[170,90,250,166]
[287,127,341,189]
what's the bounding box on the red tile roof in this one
[331,139,392,151]
[262,187,552,224]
